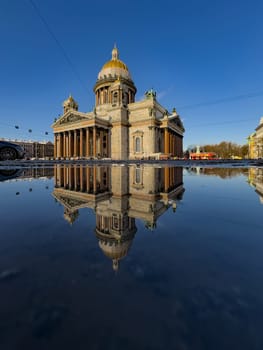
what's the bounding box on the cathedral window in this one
[135,167,141,184]
[122,92,129,105]
[135,137,141,152]
[113,92,118,104]
[112,214,119,229]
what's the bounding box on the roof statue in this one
[145,88,156,100]
[172,107,178,115]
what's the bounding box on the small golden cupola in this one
[63,94,78,114]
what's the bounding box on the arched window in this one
[135,167,141,184]
[113,92,118,104]
[135,137,141,152]
[112,214,119,229]
[123,92,129,105]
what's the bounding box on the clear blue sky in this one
[1,0,262,148]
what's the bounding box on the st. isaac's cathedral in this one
[53,164,184,271]
[52,46,184,160]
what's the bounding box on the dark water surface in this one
[0,165,263,350]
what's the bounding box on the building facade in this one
[248,117,263,159]
[52,46,184,160]
[248,167,263,204]
[0,138,54,159]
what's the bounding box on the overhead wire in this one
[1,93,260,138]
[177,91,263,110]
[176,91,263,128]
[0,121,51,140]
[188,117,260,128]
[28,0,87,92]
[2,0,90,141]
[4,1,261,139]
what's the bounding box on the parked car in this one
[0,141,25,160]
[0,169,23,181]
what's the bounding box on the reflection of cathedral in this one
[53,165,184,270]
[52,46,184,160]
[248,168,263,204]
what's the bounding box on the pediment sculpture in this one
[58,195,88,209]
[58,113,88,125]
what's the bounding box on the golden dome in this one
[98,239,132,260]
[102,59,128,71]
[98,45,131,80]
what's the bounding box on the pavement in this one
[0,158,261,169]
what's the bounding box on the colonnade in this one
[54,165,110,194]
[96,214,135,234]
[95,87,135,106]
[53,165,183,196]
[164,167,183,193]
[164,128,183,157]
[54,126,110,159]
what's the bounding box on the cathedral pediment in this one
[169,116,185,131]
[53,193,88,210]
[54,112,91,127]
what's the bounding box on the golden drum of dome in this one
[102,59,128,71]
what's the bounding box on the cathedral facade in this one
[52,46,184,160]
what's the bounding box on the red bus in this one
[189,152,217,160]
